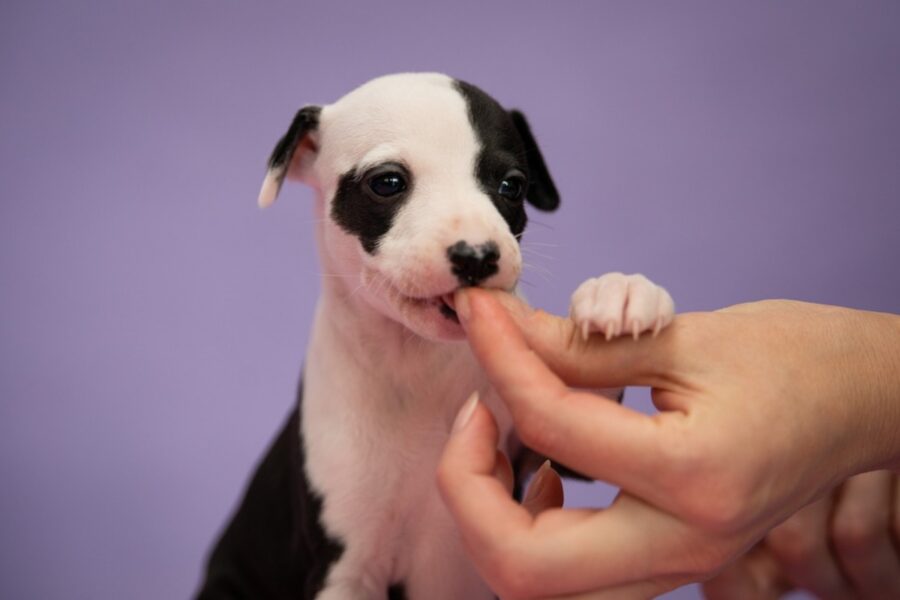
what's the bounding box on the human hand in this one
[437,290,900,599]
[704,470,900,600]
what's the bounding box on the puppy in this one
[196,73,674,600]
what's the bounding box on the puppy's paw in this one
[569,272,674,341]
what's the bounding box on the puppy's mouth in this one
[438,293,458,323]
[399,291,459,323]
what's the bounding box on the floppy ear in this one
[257,105,322,208]
[509,110,560,212]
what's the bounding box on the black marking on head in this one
[454,80,560,239]
[331,162,413,254]
[268,106,322,171]
[194,383,344,600]
[509,110,560,211]
[264,105,322,199]
[388,583,407,600]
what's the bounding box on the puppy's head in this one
[258,73,559,341]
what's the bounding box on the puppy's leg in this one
[567,272,674,408]
[569,272,675,342]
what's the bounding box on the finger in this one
[831,471,900,597]
[519,493,736,593]
[703,545,791,600]
[522,461,564,517]
[458,288,678,389]
[454,288,676,493]
[526,493,740,597]
[437,395,536,569]
[438,397,729,597]
[765,495,854,599]
[494,449,515,496]
[545,577,686,600]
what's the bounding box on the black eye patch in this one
[331,162,413,254]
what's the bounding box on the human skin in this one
[703,469,900,599]
[436,290,900,599]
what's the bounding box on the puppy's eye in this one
[498,175,526,202]
[368,172,407,198]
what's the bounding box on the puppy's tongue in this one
[441,293,456,312]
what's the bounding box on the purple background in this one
[2,1,898,598]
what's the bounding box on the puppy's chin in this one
[365,287,464,342]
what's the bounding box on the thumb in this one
[457,288,676,389]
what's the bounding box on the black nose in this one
[446,240,500,287]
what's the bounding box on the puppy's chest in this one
[302,369,507,590]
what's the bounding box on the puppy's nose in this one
[446,240,500,287]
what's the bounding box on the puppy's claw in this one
[581,321,590,342]
[632,321,641,340]
[605,321,615,342]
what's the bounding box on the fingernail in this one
[454,289,471,321]
[452,391,479,433]
[525,460,553,502]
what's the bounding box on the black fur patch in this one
[508,110,560,211]
[267,106,321,172]
[263,106,322,204]
[195,382,344,599]
[331,167,413,254]
[453,80,560,239]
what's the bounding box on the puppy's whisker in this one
[520,241,559,248]
[522,261,553,277]
[346,284,364,300]
[527,219,555,231]
[521,248,556,261]
[347,276,371,301]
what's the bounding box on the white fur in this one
[262,73,674,599]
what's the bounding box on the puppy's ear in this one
[257,105,322,208]
[509,110,560,212]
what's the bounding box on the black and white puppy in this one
[196,73,674,600]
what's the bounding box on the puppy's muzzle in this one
[447,240,500,287]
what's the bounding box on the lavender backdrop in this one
[2,1,898,598]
